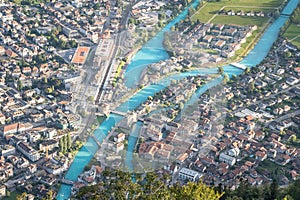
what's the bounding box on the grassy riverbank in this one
[283,8,300,48]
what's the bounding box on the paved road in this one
[267,109,300,124]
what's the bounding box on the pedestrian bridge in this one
[91,135,102,147]
[111,110,127,117]
[230,62,247,70]
[61,179,74,185]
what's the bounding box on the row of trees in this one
[44,28,77,50]
[59,133,72,154]
[77,169,300,200]
[280,5,300,35]
[220,180,300,200]
[77,170,223,199]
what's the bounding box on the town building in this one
[178,167,200,182]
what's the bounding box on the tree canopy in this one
[76,170,223,200]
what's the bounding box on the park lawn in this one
[192,0,284,23]
[283,17,300,48]
[212,15,270,26]
[283,12,300,48]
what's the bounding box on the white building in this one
[114,133,125,143]
[178,167,200,182]
[16,142,40,162]
[0,185,6,198]
[219,152,236,166]
[0,145,15,157]
[228,148,240,157]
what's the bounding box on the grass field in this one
[4,191,20,200]
[284,24,300,47]
[192,0,284,24]
[283,14,300,48]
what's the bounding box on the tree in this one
[222,74,230,84]
[284,51,292,58]
[145,106,150,114]
[290,135,297,142]
[42,77,48,84]
[67,132,72,150]
[63,135,67,153]
[16,192,27,200]
[248,81,255,93]
[245,67,251,74]
[77,171,223,200]
[171,181,223,200]
[274,10,280,19]
[179,102,184,109]
[43,190,53,200]
[17,79,22,91]
[268,180,279,200]
[218,66,224,74]
[231,74,237,81]
[59,137,64,153]
[88,96,94,102]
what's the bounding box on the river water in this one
[57,0,299,198]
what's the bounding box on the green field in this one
[284,24,300,47]
[212,15,270,26]
[192,0,284,24]
[283,13,300,48]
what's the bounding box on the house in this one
[0,144,15,157]
[214,40,226,49]
[202,35,213,43]
[219,152,236,166]
[255,151,267,161]
[62,26,79,38]
[177,153,189,164]
[0,185,6,198]
[39,140,58,152]
[178,167,200,182]
[148,129,162,141]
[115,142,124,153]
[1,123,18,137]
[0,46,5,56]
[286,77,299,85]
[114,133,125,143]
[16,142,40,162]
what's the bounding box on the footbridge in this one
[61,179,74,185]
[111,110,127,117]
[91,135,102,147]
[230,62,247,70]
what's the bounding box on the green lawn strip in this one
[229,28,261,61]
[112,60,126,86]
